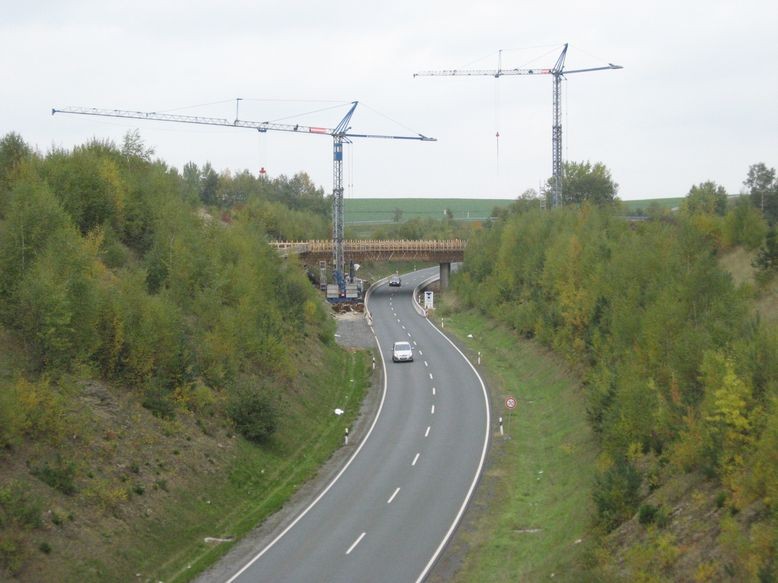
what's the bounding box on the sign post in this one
[504,395,517,437]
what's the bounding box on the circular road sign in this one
[505,396,517,410]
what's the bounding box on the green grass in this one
[433,304,597,582]
[344,198,513,224]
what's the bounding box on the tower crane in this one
[415,43,622,207]
[52,101,435,286]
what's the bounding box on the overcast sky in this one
[2,0,777,200]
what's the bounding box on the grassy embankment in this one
[429,295,598,582]
[3,343,370,583]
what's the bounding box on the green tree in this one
[121,129,154,164]
[0,133,33,217]
[753,228,778,273]
[744,162,777,221]
[557,161,618,205]
[723,197,767,249]
[681,181,728,216]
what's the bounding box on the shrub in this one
[30,456,77,495]
[639,503,659,525]
[593,458,642,531]
[228,388,278,444]
[142,389,176,420]
[0,481,43,528]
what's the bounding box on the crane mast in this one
[415,43,622,207]
[52,101,435,280]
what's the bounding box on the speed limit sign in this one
[505,396,517,410]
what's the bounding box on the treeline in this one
[454,168,777,579]
[0,131,334,447]
[351,215,480,240]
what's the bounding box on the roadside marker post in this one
[504,395,517,438]
[477,351,481,365]
[344,427,349,446]
[499,416,504,436]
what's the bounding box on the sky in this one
[2,0,777,201]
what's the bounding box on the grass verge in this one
[152,348,369,583]
[431,302,598,582]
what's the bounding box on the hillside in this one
[452,203,777,580]
[0,132,371,581]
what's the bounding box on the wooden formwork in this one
[270,239,466,264]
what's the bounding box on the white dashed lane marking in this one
[425,426,431,438]
[387,487,400,504]
[412,453,420,466]
[431,404,436,415]
[346,532,366,555]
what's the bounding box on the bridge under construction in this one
[271,239,465,289]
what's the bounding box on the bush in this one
[228,388,278,443]
[593,458,642,531]
[639,503,659,525]
[30,456,77,495]
[142,389,176,420]
[0,481,43,528]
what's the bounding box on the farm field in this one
[344,198,513,224]
[344,197,684,225]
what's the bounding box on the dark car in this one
[389,274,401,287]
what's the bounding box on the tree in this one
[200,162,219,206]
[744,163,778,223]
[753,228,778,273]
[555,161,618,205]
[121,129,154,164]
[0,132,33,217]
[681,181,728,216]
[393,207,403,223]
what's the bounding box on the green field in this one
[344,198,514,224]
[344,197,683,225]
[619,197,683,213]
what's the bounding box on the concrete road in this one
[223,268,490,582]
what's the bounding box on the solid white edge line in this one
[387,487,401,504]
[414,297,491,583]
[224,282,391,583]
[346,531,366,555]
[411,453,420,466]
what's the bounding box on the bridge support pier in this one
[439,262,451,289]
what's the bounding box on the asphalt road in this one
[224,268,490,583]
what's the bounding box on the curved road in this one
[223,268,489,582]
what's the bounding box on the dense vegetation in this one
[454,166,778,580]
[0,131,353,579]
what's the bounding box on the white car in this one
[392,341,414,362]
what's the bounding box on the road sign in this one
[505,396,517,410]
